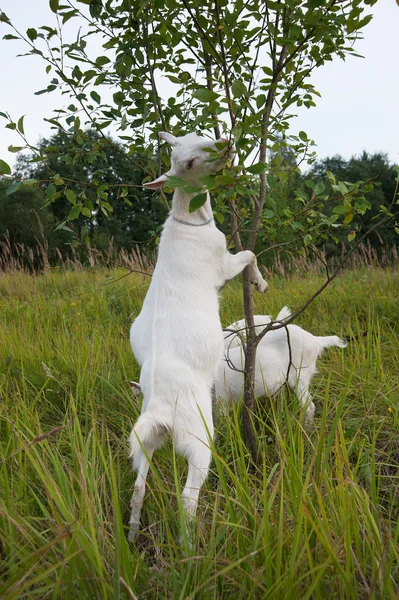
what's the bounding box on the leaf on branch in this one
[298,130,308,142]
[189,192,208,213]
[68,203,82,220]
[8,145,23,153]
[304,234,312,246]
[26,28,38,41]
[90,90,101,104]
[6,181,21,196]
[17,115,25,134]
[54,220,73,233]
[46,183,56,200]
[49,0,59,13]
[232,80,247,98]
[347,231,356,242]
[65,189,77,205]
[247,162,267,175]
[192,88,219,103]
[267,175,277,189]
[0,159,11,175]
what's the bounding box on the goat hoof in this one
[254,280,269,294]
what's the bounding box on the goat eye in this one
[186,159,194,170]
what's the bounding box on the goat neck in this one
[170,187,213,223]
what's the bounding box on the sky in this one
[0,0,398,170]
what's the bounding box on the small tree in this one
[1,0,398,458]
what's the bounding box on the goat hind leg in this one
[128,431,165,541]
[295,378,315,423]
[178,435,213,544]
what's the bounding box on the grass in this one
[0,266,398,599]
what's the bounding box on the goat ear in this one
[159,131,177,145]
[143,173,169,190]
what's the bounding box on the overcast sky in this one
[0,0,398,170]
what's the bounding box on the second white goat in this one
[219,307,347,421]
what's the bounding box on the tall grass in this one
[1,229,398,276]
[0,267,398,598]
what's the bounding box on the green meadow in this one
[0,267,398,599]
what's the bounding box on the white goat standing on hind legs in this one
[128,131,268,542]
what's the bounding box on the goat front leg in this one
[223,251,269,293]
[246,258,269,293]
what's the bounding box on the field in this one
[0,266,398,599]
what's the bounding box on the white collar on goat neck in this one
[172,215,214,227]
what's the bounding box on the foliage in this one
[0,267,398,598]
[0,0,391,258]
[305,151,399,251]
[14,129,168,250]
[0,180,73,268]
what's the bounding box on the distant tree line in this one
[0,129,397,270]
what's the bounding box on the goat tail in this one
[128,411,172,461]
[317,335,348,350]
[275,306,292,322]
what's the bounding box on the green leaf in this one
[263,209,275,219]
[95,55,110,67]
[232,123,242,142]
[214,212,224,225]
[215,174,235,186]
[192,88,219,103]
[256,94,266,109]
[6,181,21,196]
[68,203,82,220]
[298,130,308,142]
[332,205,347,215]
[0,159,11,175]
[305,179,315,190]
[46,183,56,200]
[232,80,247,98]
[81,206,92,217]
[247,162,267,175]
[54,220,73,233]
[326,170,336,184]
[188,192,208,213]
[304,234,312,246]
[347,231,356,242]
[198,175,216,189]
[26,28,37,41]
[265,196,276,211]
[65,189,77,205]
[17,115,25,134]
[113,91,125,105]
[90,90,101,104]
[49,0,59,13]
[164,175,193,189]
[267,175,277,189]
[7,145,23,153]
[315,182,325,195]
